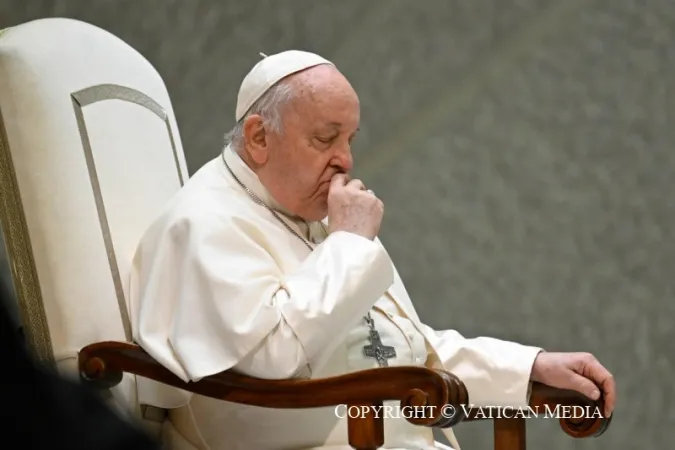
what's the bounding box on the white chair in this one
[0,15,190,432]
[0,18,610,450]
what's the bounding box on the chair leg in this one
[347,402,385,450]
[494,417,526,450]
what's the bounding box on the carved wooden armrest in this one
[463,382,612,450]
[78,341,468,450]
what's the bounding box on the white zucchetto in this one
[235,50,333,121]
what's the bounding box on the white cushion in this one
[0,17,189,418]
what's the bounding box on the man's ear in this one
[243,115,269,165]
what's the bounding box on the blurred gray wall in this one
[2,1,673,448]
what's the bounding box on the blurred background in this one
[1,0,673,448]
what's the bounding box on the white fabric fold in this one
[279,231,395,376]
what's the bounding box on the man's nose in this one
[335,145,353,172]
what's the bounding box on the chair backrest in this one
[0,18,189,417]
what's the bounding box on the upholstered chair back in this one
[0,18,189,421]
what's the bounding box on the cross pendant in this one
[363,329,397,367]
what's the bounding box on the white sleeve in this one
[421,324,542,408]
[230,230,395,379]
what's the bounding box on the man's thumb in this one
[330,173,348,190]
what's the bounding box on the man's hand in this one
[327,174,383,240]
[530,352,616,417]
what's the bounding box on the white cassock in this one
[128,145,543,450]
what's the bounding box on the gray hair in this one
[223,80,296,151]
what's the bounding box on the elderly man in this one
[129,50,615,450]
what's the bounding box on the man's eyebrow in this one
[325,122,360,132]
[313,122,340,132]
[316,123,360,134]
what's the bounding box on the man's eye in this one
[316,136,336,144]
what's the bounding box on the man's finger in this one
[330,173,349,189]
[584,361,616,417]
[601,375,616,417]
[568,373,601,401]
[346,179,365,191]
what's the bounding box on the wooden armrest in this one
[78,341,467,434]
[462,382,612,450]
[463,382,611,438]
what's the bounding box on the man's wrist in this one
[529,349,546,383]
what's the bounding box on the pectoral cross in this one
[363,328,397,367]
